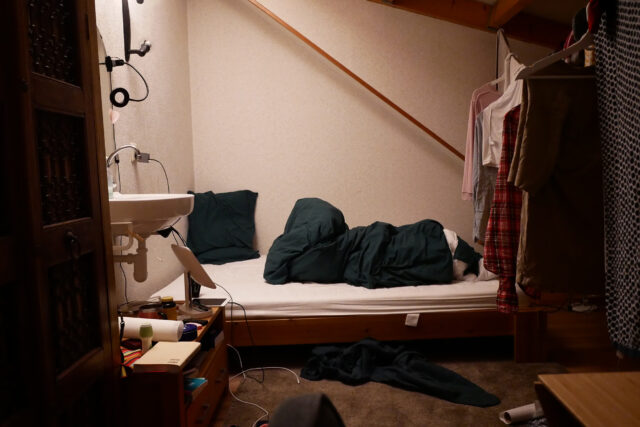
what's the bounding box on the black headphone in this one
[110,87,130,108]
[103,55,150,108]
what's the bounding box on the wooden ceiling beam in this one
[489,0,535,29]
[502,13,568,50]
[369,0,491,32]
[367,0,569,49]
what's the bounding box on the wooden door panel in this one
[0,237,18,283]
[42,219,97,265]
[0,65,8,242]
[0,3,35,425]
[47,253,102,375]
[26,0,81,86]
[0,283,28,425]
[56,380,108,427]
[33,109,91,226]
[3,0,118,425]
[32,75,85,114]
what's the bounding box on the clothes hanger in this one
[482,29,511,91]
[516,1,599,80]
[486,74,505,86]
[497,28,512,56]
[516,32,594,80]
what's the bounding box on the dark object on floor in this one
[524,417,549,426]
[269,393,345,427]
[301,338,500,407]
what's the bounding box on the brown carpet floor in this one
[223,339,565,427]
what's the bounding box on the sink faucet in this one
[106,144,142,167]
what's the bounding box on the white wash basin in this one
[109,192,194,235]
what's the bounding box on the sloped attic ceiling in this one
[368,0,589,48]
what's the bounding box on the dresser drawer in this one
[186,347,228,427]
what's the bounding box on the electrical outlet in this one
[136,152,150,163]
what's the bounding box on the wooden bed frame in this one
[225,307,547,362]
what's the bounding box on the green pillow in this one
[196,246,259,265]
[186,190,259,264]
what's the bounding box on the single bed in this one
[153,256,546,362]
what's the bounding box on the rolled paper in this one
[499,401,544,424]
[123,316,184,342]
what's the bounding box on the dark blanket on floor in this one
[264,198,454,288]
[300,338,500,407]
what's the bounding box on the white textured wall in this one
[187,0,550,254]
[95,0,194,303]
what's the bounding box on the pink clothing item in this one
[462,84,501,200]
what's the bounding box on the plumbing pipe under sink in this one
[113,236,148,282]
[109,192,193,282]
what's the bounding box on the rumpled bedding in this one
[264,198,481,288]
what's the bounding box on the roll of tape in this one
[110,87,130,108]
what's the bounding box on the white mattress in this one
[153,256,523,319]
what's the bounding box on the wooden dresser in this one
[122,307,228,427]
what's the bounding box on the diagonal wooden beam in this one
[367,0,569,49]
[247,0,465,161]
[489,0,535,29]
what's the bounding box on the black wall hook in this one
[122,0,151,62]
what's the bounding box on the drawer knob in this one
[215,368,227,384]
[195,403,211,424]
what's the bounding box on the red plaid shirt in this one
[483,106,524,313]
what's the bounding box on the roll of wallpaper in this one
[123,317,184,342]
[499,401,544,424]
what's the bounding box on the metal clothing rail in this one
[246,0,465,162]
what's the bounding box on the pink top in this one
[462,84,501,200]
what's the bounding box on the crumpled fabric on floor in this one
[300,338,500,407]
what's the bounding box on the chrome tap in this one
[106,144,142,167]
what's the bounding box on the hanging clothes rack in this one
[246,0,465,161]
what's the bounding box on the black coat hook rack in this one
[122,0,152,62]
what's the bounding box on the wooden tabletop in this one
[538,371,640,426]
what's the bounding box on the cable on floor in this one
[228,367,301,427]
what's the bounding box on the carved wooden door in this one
[1,1,119,426]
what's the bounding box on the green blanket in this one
[301,338,500,407]
[264,198,454,288]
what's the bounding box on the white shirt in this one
[481,56,525,167]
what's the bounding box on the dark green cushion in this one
[195,246,259,265]
[186,190,259,264]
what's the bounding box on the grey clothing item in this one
[472,115,498,243]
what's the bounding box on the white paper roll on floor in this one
[499,401,544,424]
[123,317,184,342]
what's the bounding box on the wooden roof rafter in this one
[368,0,569,49]
[489,0,536,28]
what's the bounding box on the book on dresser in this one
[133,341,201,374]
